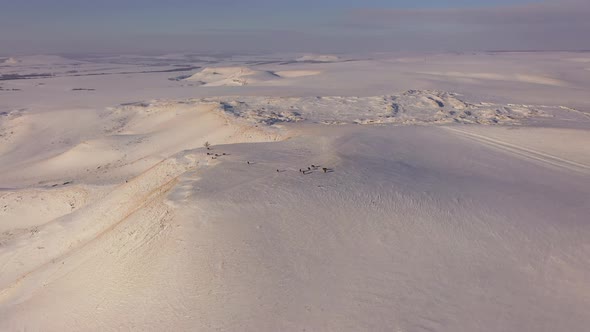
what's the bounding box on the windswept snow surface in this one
[206,90,548,125]
[1,52,590,331]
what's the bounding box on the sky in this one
[1,0,589,55]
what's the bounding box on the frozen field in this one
[1,52,590,331]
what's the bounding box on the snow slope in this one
[1,52,590,331]
[1,58,20,65]
[184,67,280,86]
[182,67,322,87]
[1,124,589,331]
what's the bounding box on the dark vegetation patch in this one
[0,73,54,81]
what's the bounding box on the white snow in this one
[203,90,549,126]
[1,51,590,331]
[274,70,322,78]
[184,67,279,86]
[1,58,20,65]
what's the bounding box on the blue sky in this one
[1,0,588,54]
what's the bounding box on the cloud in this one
[344,0,590,51]
[350,1,590,26]
[2,0,589,54]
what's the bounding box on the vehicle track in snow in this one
[444,127,590,176]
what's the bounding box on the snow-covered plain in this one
[1,52,590,331]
